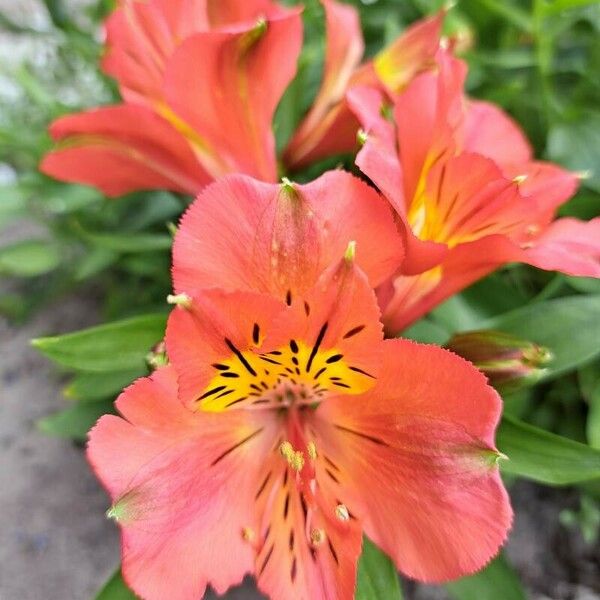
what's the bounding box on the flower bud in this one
[446,330,553,392]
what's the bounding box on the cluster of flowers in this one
[40,1,600,599]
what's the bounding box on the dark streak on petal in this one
[343,325,365,339]
[211,428,263,466]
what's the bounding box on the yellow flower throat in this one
[198,324,374,412]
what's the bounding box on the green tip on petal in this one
[280,177,300,200]
[106,502,128,522]
[254,17,268,34]
[240,18,268,53]
[281,177,294,191]
[357,129,368,146]
[344,241,357,262]
[481,449,509,467]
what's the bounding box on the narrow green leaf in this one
[95,568,137,600]
[545,0,600,14]
[498,414,600,485]
[38,400,113,441]
[483,295,600,380]
[64,369,140,402]
[476,0,533,31]
[0,240,61,277]
[356,537,402,600]
[78,228,173,253]
[447,553,525,600]
[74,247,118,281]
[32,313,167,372]
[43,183,103,214]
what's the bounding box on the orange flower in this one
[41,0,301,196]
[283,2,445,170]
[350,51,599,333]
[89,259,511,600]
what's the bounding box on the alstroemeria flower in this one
[88,250,512,600]
[350,51,600,333]
[41,0,301,196]
[283,1,445,169]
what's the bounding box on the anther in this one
[290,451,305,472]
[307,441,317,460]
[167,293,192,309]
[310,528,326,546]
[242,527,255,542]
[280,441,293,459]
[280,441,305,471]
[335,504,350,522]
[513,174,528,185]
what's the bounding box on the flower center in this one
[197,326,374,412]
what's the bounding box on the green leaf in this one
[497,414,600,485]
[74,247,118,281]
[64,369,140,402]
[401,318,450,345]
[0,240,61,277]
[483,295,600,380]
[587,384,600,449]
[78,228,173,253]
[43,183,103,214]
[32,313,167,372]
[476,0,533,31]
[447,553,525,600]
[356,537,402,600]
[0,184,27,227]
[545,0,600,14]
[429,274,526,333]
[565,276,600,294]
[95,568,137,600]
[38,400,113,440]
[548,113,600,194]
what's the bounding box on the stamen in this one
[280,441,294,459]
[242,527,255,542]
[290,451,305,471]
[335,504,349,522]
[166,293,191,308]
[307,441,317,460]
[512,174,528,185]
[279,441,305,471]
[344,240,356,262]
[310,528,326,546]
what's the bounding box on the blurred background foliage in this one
[1,0,600,598]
